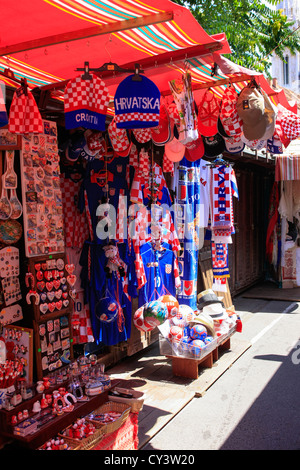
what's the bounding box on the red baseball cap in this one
[197,90,221,137]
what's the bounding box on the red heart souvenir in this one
[36,271,44,281]
[42,263,47,271]
[65,264,75,274]
[55,289,62,299]
[47,291,55,301]
[37,281,45,291]
[34,263,41,271]
[56,300,62,310]
[40,303,48,314]
[62,292,68,299]
[63,300,69,308]
[67,275,76,287]
[48,302,56,312]
[44,271,53,281]
[53,280,61,290]
[46,282,53,292]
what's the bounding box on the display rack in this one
[26,252,74,380]
[0,378,119,449]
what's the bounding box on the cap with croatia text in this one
[64,74,109,131]
[114,74,160,129]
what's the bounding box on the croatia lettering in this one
[114,96,160,111]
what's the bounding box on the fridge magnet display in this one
[20,120,65,257]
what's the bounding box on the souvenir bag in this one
[169,72,198,144]
[9,84,43,134]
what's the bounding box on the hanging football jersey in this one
[135,241,181,307]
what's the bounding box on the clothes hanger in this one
[76,61,144,81]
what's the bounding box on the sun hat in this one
[185,135,204,161]
[202,302,228,320]
[108,118,131,157]
[64,74,109,131]
[197,89,220,137]
[114,74,160,129]
[164,137,185,162]
[203,133,225,157]
[219,86,243,137]
[236,87,266,140]
[197,289,222,309]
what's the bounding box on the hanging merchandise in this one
[164,138,185,163]
[151,101,173,146]
[59,166,89,250]
[169,72,198,144]
[114,74,160,129]
[64,74,109,131]
[79,242,133,346]
[175,157,211,310]
[0,82,8,128]
[219,86,243,138]
[135,240,181,308]
[276,104,300,148]
[224,135,245,154]
[209,160,239,291]
[197,89,220,137]
[108,118,132,157]
[8,80,43,134]
[236,86,267,141]
[185,136,205,162]
[203,134,225,158]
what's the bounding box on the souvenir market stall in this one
[0,0,299,451]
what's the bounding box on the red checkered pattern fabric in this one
[280,109,300,143]
[220,87,243,137]
[71,289,94,344]
[108,118,131,155]
[9,88,43,134]
[60,176,89,249]
[129,144,139,169]
[133,128,152,143]
[130,161,164,205]
[64,75,109,114]
[163,152,174,175]
[115,112,160,126]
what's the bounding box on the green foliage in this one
[173,0,300,76]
